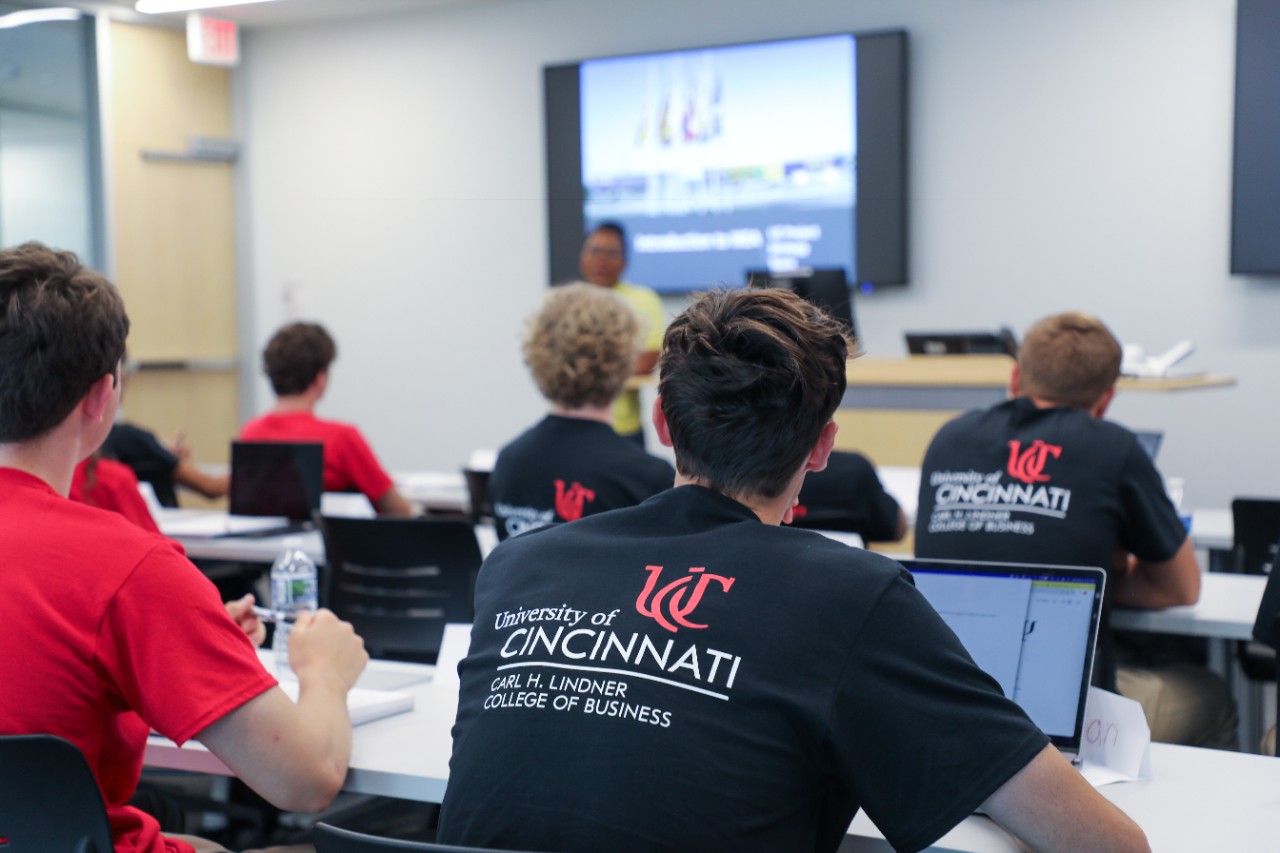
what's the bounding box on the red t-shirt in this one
[0,467,278,853]
[70,457,162,534]
[239,411,395,505]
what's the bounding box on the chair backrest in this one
[0,734,114,853]
[318,515,481,663]
[462,468,493,526]
[1231,498,1280,574]
[314,822,532,852]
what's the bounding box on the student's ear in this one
[1090,386,1116,420]
[1009,363,1022,398]
[81,373,116,424]
[652,397,673,448]
[804,421,838,473]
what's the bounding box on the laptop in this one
[224,441,325,536]
[900,559,1106,763]
[1133,429,1164,460]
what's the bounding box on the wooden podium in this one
[836,356,1236,468]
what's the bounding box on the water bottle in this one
[270,548,319,679]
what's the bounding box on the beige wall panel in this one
[107,21,235,362]
[832,409,955,469]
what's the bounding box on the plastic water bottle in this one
[270,548,319,679]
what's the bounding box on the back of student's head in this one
[1017,312,1122,409]
[659,288,849,500]
[524,282,638,409]
[0,242,129,443]
[263,322,336,396]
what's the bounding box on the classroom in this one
[2,0,1280,851]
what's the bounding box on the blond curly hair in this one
[524,283,640,409]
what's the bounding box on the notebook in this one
[900,559,1106,762]
[224,441,326,535]
[275,679,415,726]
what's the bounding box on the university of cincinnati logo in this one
[635,565,735,633]
[553,480,595,522]
[1006,439,1062,484]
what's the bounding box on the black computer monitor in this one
[745,267,857,339]
[904,328,1018,357]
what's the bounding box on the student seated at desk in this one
[787,449,908,542]
[914,311,1236,749]
[103,420,229,508]
[70,451,162,534]
[488,283,673,541]
[241,321,413,517]
[0,242,369,853]
[439,289,1146,853]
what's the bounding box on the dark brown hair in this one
[659,288,850,499]
[1018,312,1122,409]
[0,242,129,443]
[263,322,337,396]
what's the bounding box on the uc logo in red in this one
[635,565,735,633]
[1006,439,1062,484]
[553,480,596,522]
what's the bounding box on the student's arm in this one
[892,506,908,541]
[1112,537,1200,609]
[981,744,1150,852]
[195,609,369,813]
[375,487,415,518]
[173,457,230,499]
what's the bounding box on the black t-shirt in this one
[439,486,1048,853]
[488,415,675,541]
[789,450,902,541]
[100,422,180,508]
[914,397,1187,687]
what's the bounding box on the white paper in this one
[433,622,473,686]
[1078,686,1152,784]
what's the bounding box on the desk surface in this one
[1110,572,1264,641]
[846,742,1280,851]
[146,666,1279,852]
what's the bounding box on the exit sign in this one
[187,13,239,67]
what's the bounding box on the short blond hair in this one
[524,283,639,409]
[1017,312,1121,409]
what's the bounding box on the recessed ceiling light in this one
[0,7,82,28]
[136,0,277,14]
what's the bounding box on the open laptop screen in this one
[230,441,324,522]
[900,559,1105,752]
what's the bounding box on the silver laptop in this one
[900,559,1106,763]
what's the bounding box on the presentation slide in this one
[913,573,1032,699]
[580,35,856,292]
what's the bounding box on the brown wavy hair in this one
[523,283,639,409]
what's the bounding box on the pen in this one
[252,605,277,622]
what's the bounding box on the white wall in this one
[233,0,1277,510]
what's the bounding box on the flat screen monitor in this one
[905,329,1018,357]
[746,267,856,338]
[545,30,908,293]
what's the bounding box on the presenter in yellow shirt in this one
[578,222,665,444]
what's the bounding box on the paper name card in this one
[1079,686,1152,786]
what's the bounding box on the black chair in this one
[0,734,114,852]
[1250,533,1280,750]
[314,822,533,852]
[1230,498,1280,680]
[318,515,481,663]
[462,468,493,527]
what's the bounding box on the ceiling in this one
[18,0,479,30]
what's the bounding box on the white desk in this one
[146,670,1280,852]
[845,743,1280,852]
[156,509,327,565]
[394,471,469,514]
[1111,572,1264,640]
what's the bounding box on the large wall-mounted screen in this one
[545,31,908,294]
